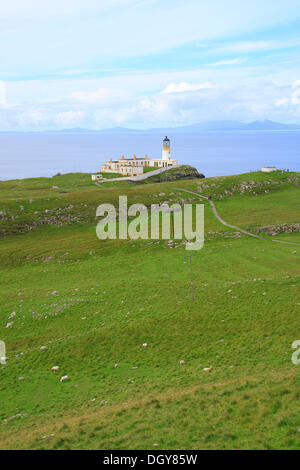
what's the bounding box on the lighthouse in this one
[162,136,171,161]
[96,135,178,179]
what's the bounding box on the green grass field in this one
[0,170,299,450]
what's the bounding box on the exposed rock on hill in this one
[257,223,300,236]
[144,165,205,183]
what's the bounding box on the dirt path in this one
[176,187,300,246]
[95,165,183,184]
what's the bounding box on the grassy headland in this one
[0,170,299,449]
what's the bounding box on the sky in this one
[1,0,300,130]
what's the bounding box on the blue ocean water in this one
[0,131,299,180]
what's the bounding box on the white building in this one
[261,166,278,173]
[91,174,104,181]
[99,136,178,176]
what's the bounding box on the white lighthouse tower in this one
[162,136,171,161]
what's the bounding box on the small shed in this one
[91,174,104,181]
[261,167,277,173]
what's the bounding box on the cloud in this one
[2,0,300,80]
[210,58,245,67]
[71,87,129,104]
[0,82,6,104]
[218,40,298,54]
[2,68,300,131]
[56,110,85,125]
[162,82,214,94]
[291,81,300,105]
[2,1,300,135]
[275,98,289,107]
[0,81,15,110]
[0,0,136,20]
[98,80,300,126]
[274,80,300,108]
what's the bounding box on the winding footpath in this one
[176,187,300,246]
[95,165,183,184]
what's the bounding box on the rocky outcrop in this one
[145,165,205,183]
[257,223,300,236]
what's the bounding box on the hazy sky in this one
[1,0,300,130]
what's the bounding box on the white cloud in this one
[56,110,85,125]
[273,80,300,108]
[0,81,7,105]
[0,0,136,20]
[71,87,129,104]
[2,69,300,131]
[218,40,298,54]
[275,98,289,107]
[0,81,15,110]
[291,80,300,105]
[210,58,245,67]
[2,0,300,79]
[162,82,214,94]
[92,80,300,126]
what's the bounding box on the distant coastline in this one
[1,119,300,135]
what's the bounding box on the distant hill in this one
[1,120,300,134]
[146,120,300,133]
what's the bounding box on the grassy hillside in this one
[0,170,299,450]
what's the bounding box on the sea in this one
[1,131,300,181]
